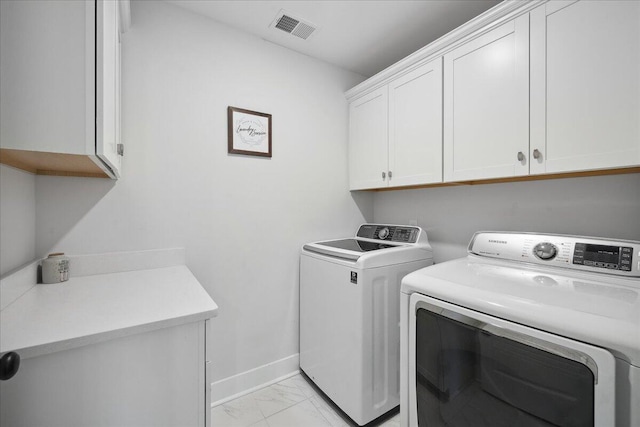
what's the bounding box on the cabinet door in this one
[0,322,206,426]
[115,1,123,171]
[96,0,122,177]
[0,0,91,155]
[530,0,640,174]
[349,87,389,190]
[443,15,529,182]
[388,59,443,187]
[0,0,120,179]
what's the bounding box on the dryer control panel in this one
[468,232,640,278]
[572,243,634,272]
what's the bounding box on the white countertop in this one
[1,264,218,360]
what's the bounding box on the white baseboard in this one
[211,353,300,407]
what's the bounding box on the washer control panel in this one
[469,232,640,277]
[357,224,420,243]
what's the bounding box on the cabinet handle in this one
[382,171,386,180]
[117,143,124,156]
[388,171,393,179]
[533,149,542,160]
[0,351,20,381]
[517,152,525,162]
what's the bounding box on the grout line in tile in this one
[259,396,312,420]
[258,375,333,425]
[218,373,375,427]
[264,397,337,427]
[281,375,348,427]
[313,400,338,427]
[251,379,308,420]
[211,370,301,408]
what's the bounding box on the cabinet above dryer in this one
[529,0,640,175]
[0,0,130,179]
[443,15,529,182]
[346,0,640,190]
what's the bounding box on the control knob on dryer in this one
[533,242,558,260]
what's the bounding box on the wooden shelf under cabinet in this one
[0,149,110,178]
[369,167,640,192]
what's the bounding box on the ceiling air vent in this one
[271,10,318,40]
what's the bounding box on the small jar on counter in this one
[41,253,70,284]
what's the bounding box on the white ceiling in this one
[164,0,502,77]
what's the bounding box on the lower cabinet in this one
[0,321,211,427]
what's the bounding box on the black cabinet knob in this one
[0,352,20,381]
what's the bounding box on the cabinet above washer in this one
[349,58,443,190]
[0,0,130,179]
[346,0,640,190]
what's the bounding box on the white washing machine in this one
[400,231,640,427]
[300,224,434,426]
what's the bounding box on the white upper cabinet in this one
[388,59,443,187]
[530,0,640,175]
[443,15,529,182]
[0,0,126,178]
[349,58,443,190]
[97,0,123,176]
[348,0,639,190]
[349,87,389,190]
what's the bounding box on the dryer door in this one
[407,294,616,427]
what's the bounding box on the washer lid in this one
[302,238,403,261]
[314,238,396,253]
[302,224,433,264]
[401,256,640,367]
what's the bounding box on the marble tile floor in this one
[211,373,400,427]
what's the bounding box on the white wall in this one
[0,164,36,276]
[374,173,640,263]
[35,0,371,386]
[10,0,639,404]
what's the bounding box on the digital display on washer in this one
[393,228,414,243]
[573,243,633,271]
[316,239,395,252]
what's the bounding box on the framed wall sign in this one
[227,106,272,157]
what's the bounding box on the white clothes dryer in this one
[400,232,640,427]
[301,224,434,426]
